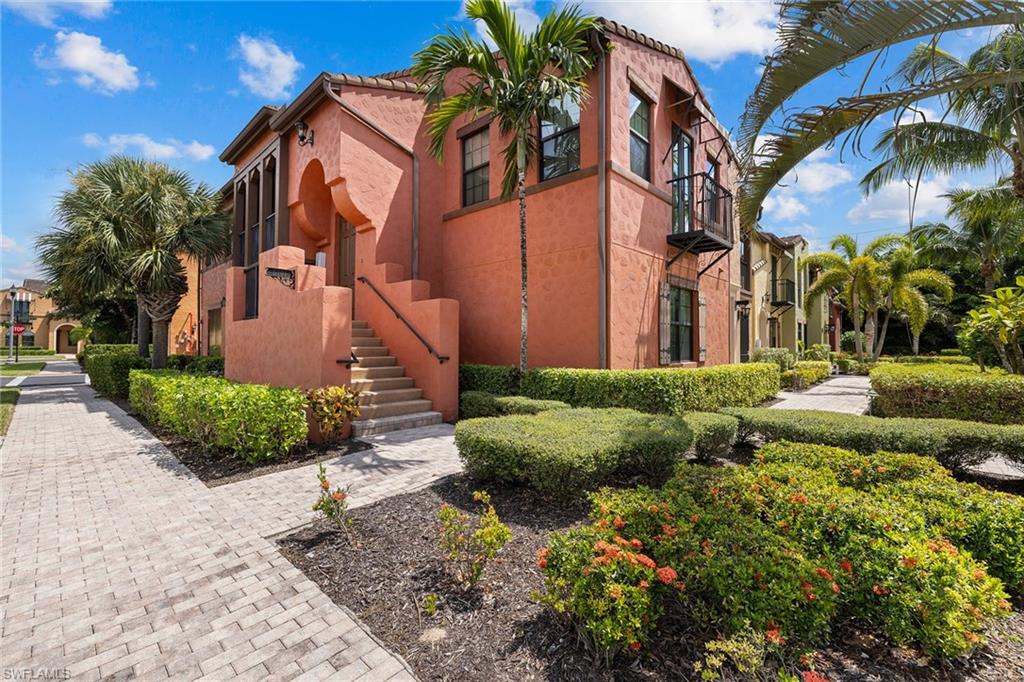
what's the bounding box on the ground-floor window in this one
[660,278,697,364]
[768,317,780,347]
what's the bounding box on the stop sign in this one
[12,324,25,335]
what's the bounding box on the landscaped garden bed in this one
[280,471,1024,681]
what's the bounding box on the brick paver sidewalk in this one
[1,378,461,680]
[769,375,872,414]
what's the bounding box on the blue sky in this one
[0,1,1009,288]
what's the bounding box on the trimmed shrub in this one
[893,355,973,364]
[87,349,149,399]
[939,348,963,356]
[750,347,795,371]
[521,363,780,415]
[681,412,738,462]
[454,408,693,498]
[783,361,831,389]
[459,363,520,395]
[1,348,56,356]
[167,354,225,375]
[802,344,831,361]
[459,391,569,419]
[539,445,1014,658]
[870,363,1024,424]
[79,343,138,369]
[128,370,307,462]
[840,331,864,353]
[720,407,1024,471]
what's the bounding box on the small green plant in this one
[306,385,361,442]
[438,490,511,590]
[312,464,352,533]
[693,629,774,681]
[422,592,439,616]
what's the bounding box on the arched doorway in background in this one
[54,325,76,354]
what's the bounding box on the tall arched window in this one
[262,156,276,251]
[247,169,260,265]
[233,182,246,266]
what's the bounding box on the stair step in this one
[357,387,423,405]
[351,411,443,437]
[356,399,433,420]
[352,327,376,338]
[351,365,406,379]
[351,376,414,391]
[352,345,389,357]
[352,320,369,329]
[355,355,397,368]
[351,335,382,345]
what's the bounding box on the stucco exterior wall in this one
[1,285,81,353]
[199,261,229,355]
[169,254,200,356]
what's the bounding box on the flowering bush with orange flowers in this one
[538,442,1015,660]
[438,490,511,590]
[312,464,351,532]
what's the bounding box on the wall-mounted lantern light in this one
[295,119,314,146]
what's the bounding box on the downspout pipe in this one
[322,79,421,279]
[596,48,608,369]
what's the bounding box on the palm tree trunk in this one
[873,309,891,361]
[912,333,920,355]
[864,312,876,360]
[852,290,863,362]
[981,259,996,295]
[152,318,170,369]
[140,289,185,369]
[136,295,150,358]
[518,166,528,375]
[1013,154,1024,200]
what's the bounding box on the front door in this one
[336,217,356,314]
[739,308,750,361]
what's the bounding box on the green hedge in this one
[783,361,831,389]
[520,363,780,415]
[0,348,56,356]
[454,408,692,498]
[750,347,796,371]
[459,391,569,419]
[870,364,1024,424]
[540,442,1015,658]
[87,349,150,399]
[458,363,520,395]
[893,355,973,364]
[79,343,138,368]
[167,354,225,375]
[129,370,307,463]
[681,412,738,462]
[721,407,1024,472]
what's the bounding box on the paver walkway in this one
[1,363,462,680]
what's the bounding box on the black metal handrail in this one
[667,172,733,242]
[337,352,359,367]
[356,276,449,364]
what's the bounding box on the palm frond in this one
[829,234,859,260]
[736,0,1023,159]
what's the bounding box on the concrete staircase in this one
[349,320,443,437]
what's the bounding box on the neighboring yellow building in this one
[734,230,834,360]
[1,279,82,353]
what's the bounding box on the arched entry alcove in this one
[53,324,77,354]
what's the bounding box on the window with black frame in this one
[539,96,580,181]
[705,158,720,224]
[669,284,694,362]
[740,237,751,290]
[670,125,693,233]
[629,90,650,180]
[462,128,490,207]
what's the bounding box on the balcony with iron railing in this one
[666,171,734,254]
[770,278,796,307]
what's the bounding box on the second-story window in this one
[705,158,720,224]
[740,237,751,290]
[540,96,580,181]
[462,128,490,207]
[629,90,650,180]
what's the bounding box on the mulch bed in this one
[279,474,1024,682]
[114,396,372,487]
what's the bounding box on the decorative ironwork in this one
[266,267,295,289]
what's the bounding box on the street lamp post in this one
[7,286,16,364]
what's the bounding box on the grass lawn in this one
[0,361,46,375]
[0,387,19,434]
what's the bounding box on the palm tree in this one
[911,182,1024,294]
[803,234,896,361]
[862,28,1024,197]
[411,0,601,373]
[736,3,1024,228]
[37,156,229,368]
[872,242,953,360]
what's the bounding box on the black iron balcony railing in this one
[668,171,733,243]
[771,278,796,307]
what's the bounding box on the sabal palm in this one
[736,2,1024,227]
[804,234,900,361]
[412,0,600,372]
[863,28,1024,196]
[911,181,1024,294]
[38,156,229,368]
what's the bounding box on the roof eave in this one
[218,105,279,164]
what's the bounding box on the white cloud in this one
[582,0,778,64]
[81,132,216,161]
[1,234,18,253]
[235,35,302,100]
[3,0,111,28]
[762,193,808,221]
[782,147,854,194]
[36,31,140,94]
[846,176,956,224]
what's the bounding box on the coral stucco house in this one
[200,20,740,435]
